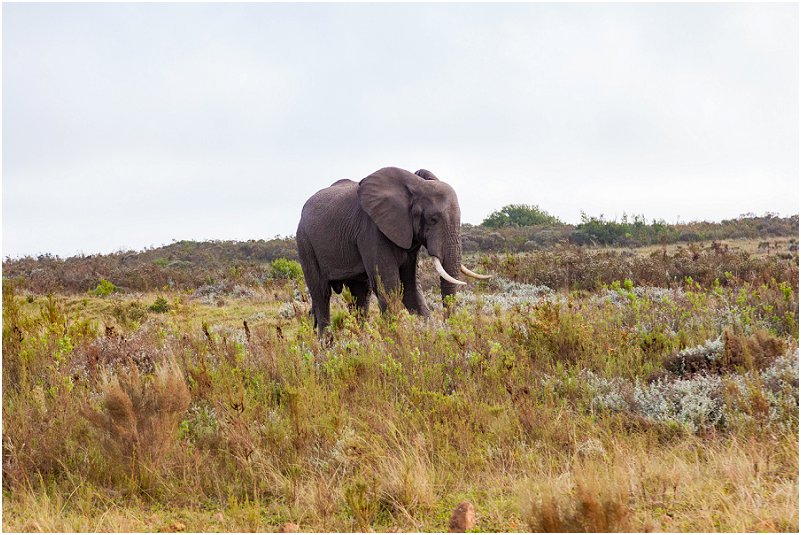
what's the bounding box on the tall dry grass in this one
[2,262,797,531]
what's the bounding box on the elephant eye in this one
[428,216,439,225]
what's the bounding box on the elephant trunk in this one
[438,239,463,302]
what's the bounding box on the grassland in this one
[2,244,798,532]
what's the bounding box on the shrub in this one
[149,296,171,313]
[111,301,149,329]
[91,278,117,297]
[571,212,681,246]
[270,257,303,281]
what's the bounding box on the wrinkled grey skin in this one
[296,167,463,336]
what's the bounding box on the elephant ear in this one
[415,169,439,181]
[358,167,417,249]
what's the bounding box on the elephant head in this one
[357,167,489,302]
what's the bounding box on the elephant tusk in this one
[433,257,466,286]
[460,265,492,280]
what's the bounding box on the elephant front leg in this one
[367,264,402,314]
[399,254,430,317]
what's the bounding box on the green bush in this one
[111,300,149,328]
[572,213,679,246]
[149,296,171,313]
[270,258,303,281]
[481,204,563,228]
[91,279,117,297]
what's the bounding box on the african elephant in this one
[296,166,490,336]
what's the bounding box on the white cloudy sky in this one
[3,3,798,258]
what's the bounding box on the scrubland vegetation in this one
[2,214,799,532]
[3,213,796,294]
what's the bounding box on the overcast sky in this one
[3,3,798,258]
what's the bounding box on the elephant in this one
[296,166,490,336]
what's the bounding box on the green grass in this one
[2,261,798,532]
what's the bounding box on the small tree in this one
[481,204,562,228]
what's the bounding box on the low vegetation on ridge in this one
[2,212,796,294]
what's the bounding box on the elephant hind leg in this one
[296,231,332,337]
[309,283,332,337]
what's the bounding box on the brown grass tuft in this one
[82,359,190,463]
[662,329,786,378]
[524,461,633,533]
[722,329,786,371]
